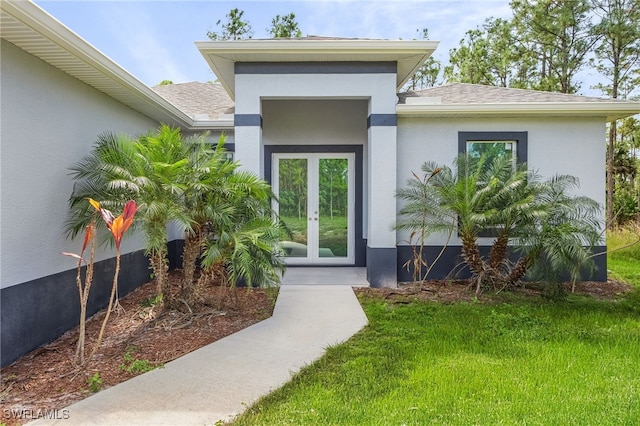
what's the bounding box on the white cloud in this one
[37,0,603,95]
[296,0,512,62]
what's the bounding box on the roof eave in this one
[196,39,439,100]
[188,119,235,131]
[1,1,193,128]
[396,102,640,121]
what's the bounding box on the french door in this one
[273,153,355,265]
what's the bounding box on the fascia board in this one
[196,39,440,99]
[187,120,235,131]
[397,102,640,121]
[2,1,193,127]
[196,39,439,53]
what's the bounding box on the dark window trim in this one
[458,131,528,237]
[458,131,528,162]
[264,144,365,266]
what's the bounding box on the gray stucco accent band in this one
[235,61,397,74]
[1,250,151,367]
[367,246,398,288]
[367,114,397,128]
[396,245,607,283]
[234,114,262,127]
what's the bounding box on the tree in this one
[445,18,532,88]
[67,126,284,310]
[406,28,442,90]
[396,154,602,295]
[590,0,640,228]
[207,8,253,40]
[612,117,640,224]
[67,127,193,308]
[268,13,302,38]
[179,136,284,305]
[200,172,285,291]
[510,0,599,93]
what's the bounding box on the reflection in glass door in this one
[273,153,354,265]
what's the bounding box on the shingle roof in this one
[151,81,234,119]
[398,83,618,104]
[150,81,638,122]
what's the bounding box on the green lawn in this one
[608,226,640,286]
[232,228,640,426]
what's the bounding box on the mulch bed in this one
[355,278,634,304]
[0,272,276,426]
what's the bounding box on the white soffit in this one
[196,39,439,100]
[0,1,196,128]
[397,102,640,121]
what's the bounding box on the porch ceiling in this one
[196,39,439,100]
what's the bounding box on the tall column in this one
[366,114,397,288]
[234,114,263,178]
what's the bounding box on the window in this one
[458,132,528,236]
[458,131,527,164]
[467,140,516,169]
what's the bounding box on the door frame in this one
[272,152,355,265]
[264,145,365,266]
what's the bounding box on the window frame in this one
[458,131,528,237]
[458,131,528,163]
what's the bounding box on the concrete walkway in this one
[33,269,368,425]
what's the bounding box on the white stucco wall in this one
[396,116,607,245]
[0,40,159,289]
[262,99,368,146]
[236,72,398,249]
[235,74,397,114]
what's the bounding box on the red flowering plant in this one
[61,213,97,367]
[62,199,137,367]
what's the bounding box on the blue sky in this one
[34,0,516,86]
[33,1,601,94]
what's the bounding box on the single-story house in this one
[2,1,639,367]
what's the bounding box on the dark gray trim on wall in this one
[367,114,397,128]
[367,246,398,288]
[235,61,397,75]
[264,145,365,267]
[458,131,528,162]
[396,245,607,282]
[234,114,262,127]
[168,239,185,270]
[1,250,151,367]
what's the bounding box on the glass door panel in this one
[277,158,308,258]
[318,158,349,258]
[273,153,354,265]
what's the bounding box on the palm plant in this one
[199,170,285,293]
[394,167,452,283]
[67,126,193,307]
[515,175,602,296]
[68,125,285,310]
[396,153,602,294]
[178,135,236,303]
